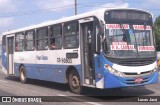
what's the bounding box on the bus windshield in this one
[105,24,156,58]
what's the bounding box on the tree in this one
[154,16,160,51]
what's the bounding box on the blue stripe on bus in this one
[14,63,82,84]
[1,49,7,71]
[94,52,113,82]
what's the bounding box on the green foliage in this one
[154,16,160,51]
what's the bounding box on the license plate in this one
[134,78,143,83]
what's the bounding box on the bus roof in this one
[2,8,151,35]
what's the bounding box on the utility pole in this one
[75,0,77,15]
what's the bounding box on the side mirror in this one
[96,33,101,54]
[92,19,104,55]
[96,20,104,54]
[99,20,104,35]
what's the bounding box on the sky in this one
[0,0,160,34]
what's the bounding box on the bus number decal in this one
[57,58,72,63]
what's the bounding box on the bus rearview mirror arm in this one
[95,33,101,55]
[95,20,104,55]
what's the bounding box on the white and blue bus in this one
[1,8,158,94]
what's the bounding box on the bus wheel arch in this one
[19,64,27,84]
[66,66,82,94]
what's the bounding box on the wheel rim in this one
[71,76,79,89]
[20,70,25,81]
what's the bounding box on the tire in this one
[19,66,27,83]
[68,70,82,94]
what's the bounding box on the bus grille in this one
[123,71,151,75]
[124,77,150,85]
[117,60,154,66]
[107,57,156,66]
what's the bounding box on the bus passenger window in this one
[50,24,62,50]
[63,21,79,49]
[2,36,6,53]
[15,32,24,52]
[45,40,48,49]
[15,42,19,51]
[25,30,35,51]
[36,27,48,50]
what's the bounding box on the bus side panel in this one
[32,64,67,83]
[14,63,81,83]
[94,55,104,88]
[1,47,8,74]
[31,64,81,83]
[14,50,81,84]
[14,51,35,78]
[14,63,20,76]
[94,52,113,88]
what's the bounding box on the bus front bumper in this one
[103,71,158,89]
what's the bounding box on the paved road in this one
[0,69,160,105]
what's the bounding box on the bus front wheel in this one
[68,70,82,94]
[19,66,27,83]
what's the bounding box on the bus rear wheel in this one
[19,66,27,83]
[68,70,82,94]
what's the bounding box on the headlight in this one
[152,66,158,72]
[104,64,125,77]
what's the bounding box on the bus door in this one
[6,36,14,75]
[79,18,95,86]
